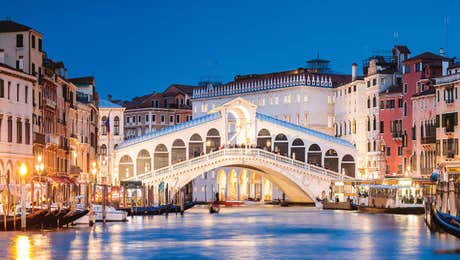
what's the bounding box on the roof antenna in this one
[393,32,399,44]
[444,16,449,56]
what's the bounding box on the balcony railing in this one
[33,132,46,145]
[436,73,460,85]
[45,98,56,108]
[392,131,403,139]
[421,136,436,144]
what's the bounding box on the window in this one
[380,100,384,109]
[138,116,141,123]
[386,147,391,156]
[16,84,19,101]
[380,121,384,133]
[0,79,3,98]
[101,116,107,135]
[372,96,376,107]
[152,100,159,108]
[25,119,30,144]
[442,138,458,158]
[367,97,370,108]
[16,56,24,70]
[169,115,174,123]
[403,83,408,93]
[16,119,22,143]
[145,115,149,122]
[403,102,407,116]
[367,81,370,88]
[373,116,376,131]
[414,62,422,72]
[398,146,403,156]
[25,86,28,103]
[38,38,42,52]
[16,34,24,48]
[151,114,156,122]
[372,78,377,86]
[176,114,180,123]
[31,35,36,49]
[7,117,12,142]
[403,64,410,74]
[386,99,395,109]
[442,112,458,132]
[161,115,165,123]
[114,116,120,135]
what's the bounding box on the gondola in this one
[0,209,48,231]
[42,208,70,228]
[323,201,358,210]
[432,208,460,238]
[60,209,89,226]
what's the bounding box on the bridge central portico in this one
[114,97,357,203]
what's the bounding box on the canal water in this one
[0,206,459,259]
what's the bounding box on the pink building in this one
[411,78,436,177]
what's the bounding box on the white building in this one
[98,99,125,185]
[0,63,36,182]
[191,68,352,201]
[334,61,396,179]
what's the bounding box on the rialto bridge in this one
[113,98,357,203]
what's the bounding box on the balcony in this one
[421,136,436,144]
[45,134,60,145]
[45,98,56,109]
[436,73,460,85]
[33,132,46,145]
[392,131,403,139]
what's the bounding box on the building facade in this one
[0,63,36,183]
[98,99,125,185]
[115,84,194,140]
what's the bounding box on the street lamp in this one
[91,162,97,203]
[19,163,28,231]
[35,155,44,208]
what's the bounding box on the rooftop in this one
[404,52,451,63]
[99,99,122,109]
[0,20,38,33]
[68,76,95,85]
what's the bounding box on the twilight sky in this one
[3,0,460,100]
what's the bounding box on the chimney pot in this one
[352,63,357,81]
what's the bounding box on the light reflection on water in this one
[0,206,459,259]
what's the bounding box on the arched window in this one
[291,138,305,162]
[307,144,322,166]
[101,116,107,135]
[189,134,203,158]
[367,117,371,131]
[403,101,407,116]
[257,129,272,150]
[373,116,376,131]
[114,116,120,135]
[274,134,288,156]
[372,96,377,107]
[206,128,220,153]
[324,149,339,172]
[100,144,107,155]
[341,154,355,177]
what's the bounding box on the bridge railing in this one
[129,148,354,182]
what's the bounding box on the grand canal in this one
[0,206,459,259]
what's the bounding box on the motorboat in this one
[357,185,425,215]
[93,204,127,222]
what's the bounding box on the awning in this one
[48,176,76,185]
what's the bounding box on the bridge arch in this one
[136,149,151,175]
[341,154,356,177]
[307,144,322,166]
[154,144,169,169]
[324,149,339,172]
[291,138,305,162]
[119,155,134,180]
[257,128,272,150]
[206,128,221,153]
[274,133,288,156]
[171,139,186,164]
[189,134,204,159]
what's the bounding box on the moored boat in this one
[357,185,425,215]
[431,207,460,238]
[323,201,358,210]
[93,204,127,222]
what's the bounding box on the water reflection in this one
[1,207,459,259]
[15,235,31,260]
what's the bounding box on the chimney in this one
[351,63,357,81]
[439,48,445,57]
[0,49,4,64]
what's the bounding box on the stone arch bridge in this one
[114,98,357,203]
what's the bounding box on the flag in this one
[105,114,110,134]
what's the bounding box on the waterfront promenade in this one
[0,206,458,259]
